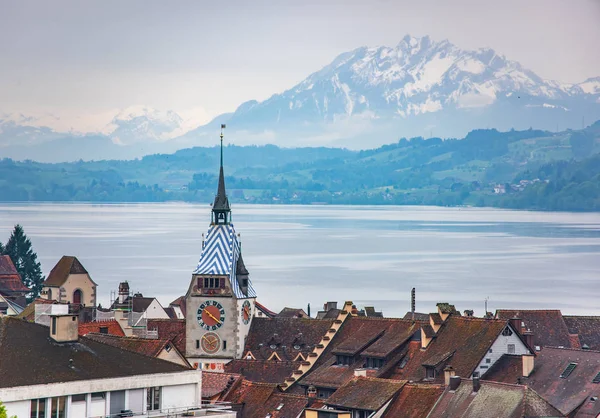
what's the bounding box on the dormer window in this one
[270,344,277,350]
[336,355,352,365]
[293,344,301,350]
[502,327,513,337]
[365,357,385,369]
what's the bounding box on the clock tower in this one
[185,125,257,370]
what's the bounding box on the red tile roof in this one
[480,354,524,384]
[0,256,29,294]
[43,256,95,287]
[255,301,276,318]
[224,359,301,384]
[564,316,600,351]
[78,320,125,337]
[277,307,309,318]
[244,317,334,361]
[381,384,444,418]
[496,309,573,348]
[223,379,277,418]
[147,319,185,355]
[520,347,600,416]
[255,392,309,418]
[169,295,186,317]
[202,371,243,399]
[428,379,563,418]
[85,333,173,358]
[325,377,406,411]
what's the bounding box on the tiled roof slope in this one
[244,317,334,361]
[521,347,600,416]
[169,295,187,317]
[202,371,243,398]
[481,354,524,384]
[427,379,563,418]
[277,307,309,318]
[496,309,572,348]
[402,312,430,321]
[78,320,125,336]
[224,359,301,384]
[395,317,508,382]
[147,319,186,355]
[255,301,276,318]
[0,317,188,388]
[0,255,29,294]
[381,384,444,418]
[44,256,92,287]
[563,316,600,351]
[254,392,309,418]
[326,377,406,411]
[85,333,172,358]
[223,380,276,418]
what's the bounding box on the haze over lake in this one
[0,203,599,317]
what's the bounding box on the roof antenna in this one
[485,296,489,317]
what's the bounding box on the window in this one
[51,317,57,335]
[204,277,220,289]
[270,344,277,350]
[336,355,352,365]
[488,349,493,353]
[472,371,480,378]
[355,410,370,418]
[30,398,46,418]
[502,327,513,336]
[480,365,488,369]
[71,394,86,403]
[508,344,515,354]
[485,358,491,364]
[91,392,105,400]
[425,367,436,379]
[99,327,108,334]
[242,278,248,287]
[293,344,301,350]
[593,372,600,384]
[196,340,200,349]
[147,387,161,411]
[365,357,384,369]
[223,340,227,350]
[399,357,408,369]
[165,343,172,352]
[50,396,66,418]
[560,362,577,379]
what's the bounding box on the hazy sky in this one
[1,0,599,131]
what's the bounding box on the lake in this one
[1,203,599,317]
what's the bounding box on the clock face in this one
[197,300,225,331]
[241,300,252,324]
[201,332,221,354]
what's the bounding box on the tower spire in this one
[212,124,230,225]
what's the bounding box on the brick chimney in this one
[522,354,534,377]
[522,330,534,350]
[49,314,78,343]
[509,317,522,334]
[472,377,481,393]
[449,376,461,391]
[444,366,456,386]
[354,368,367,377]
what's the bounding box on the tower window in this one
[204,278,221,289]
[223,340,227,350]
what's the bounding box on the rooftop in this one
[326,377,406,412]
[564,315,600,351]
[381,383,444,418]
[224,359,301,384]
[147,318,186,355]
[496,309,573,348]
[85,332,175,358]
[43,256,94,287]
[78,320,125,337]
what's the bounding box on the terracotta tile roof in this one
[427,379,563,418]
[361,321,419,358]
[224,359,301,384]
[147,318,185,355]
[481,354,523,384]
[255,301,276,318]
[223,379,277,418]
[16,298,56,322]
[381,384,444,418]
[85,333,175,359]
[496,309,572,348]
[43,256,93,287]
[430,313,443,325]
[78,320,125,337]
[520,347,600,416]
[0,317,188,388]
[255,392,309,418]
[300,356,358,389]
[564,316,600,351]
[393,317,510,383]
[244,317,334,361]
[202,371,243,399]
[0,256,29,295]
[325,377,406,411]
[422,324,436,338]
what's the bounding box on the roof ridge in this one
[356,376,407,384]
[544,345,600,353]
[496,309,563,313]
[86,332,169,343]
[563,315,600,319]
[475,378,526,389]
[405,383,444,389]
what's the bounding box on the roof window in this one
[560,362,577,378]
[592,372,600,384]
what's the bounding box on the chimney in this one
[411,288,416,321]
[449,376,461,391]
[49,314,79,343]
[325,301,338,312]
[522,354,534,377]
[444,366,456,386]
[354,368,367,377]
[472,377,481,393]
[351,305,359,315]
[522,330,534,350]
[464,310,474,317]
[307,386,317,398]
[509,317,522,334]
[118,281,129,304]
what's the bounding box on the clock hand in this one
[205,310,222,324]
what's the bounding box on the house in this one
[166,295,186,319]
[0,316,235,418]
[41,256,97,308]
[321,377,406,418]
[147,318,186,356]
[377,383,444,418]
[563,315,600,350]
[427,377,563,418]
[496,309,574,349]
[111,293,170,323]
[255,301,276,318]
[483,346,600,417]
[0,255,29,310]
[86,332,190,367]
[277,307,310,318]
[316,301,342,319]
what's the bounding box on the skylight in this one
[560,362,577,378]
[592,372,600,384]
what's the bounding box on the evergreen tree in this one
[4,225,45,302]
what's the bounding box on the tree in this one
[3,225,45,302]
[0,401,17,418]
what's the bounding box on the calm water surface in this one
[0,203,599,317]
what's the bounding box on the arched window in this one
[73,289,83,305]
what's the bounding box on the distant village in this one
[1,137,599,418]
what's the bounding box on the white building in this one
[0,315,235,418]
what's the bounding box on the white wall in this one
[70,400,86,417]
[162,384,198,411]
[4,400,29,418]
[144,299,169,320]
[129,389,145,415]
[474,324,530,376]
[90,399,106,417]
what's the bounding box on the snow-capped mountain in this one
[188,35,600,146]
[105,106,185,145]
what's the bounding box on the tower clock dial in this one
[201,332,221,354]
[241,300,252,324]
[197,300,225,331]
